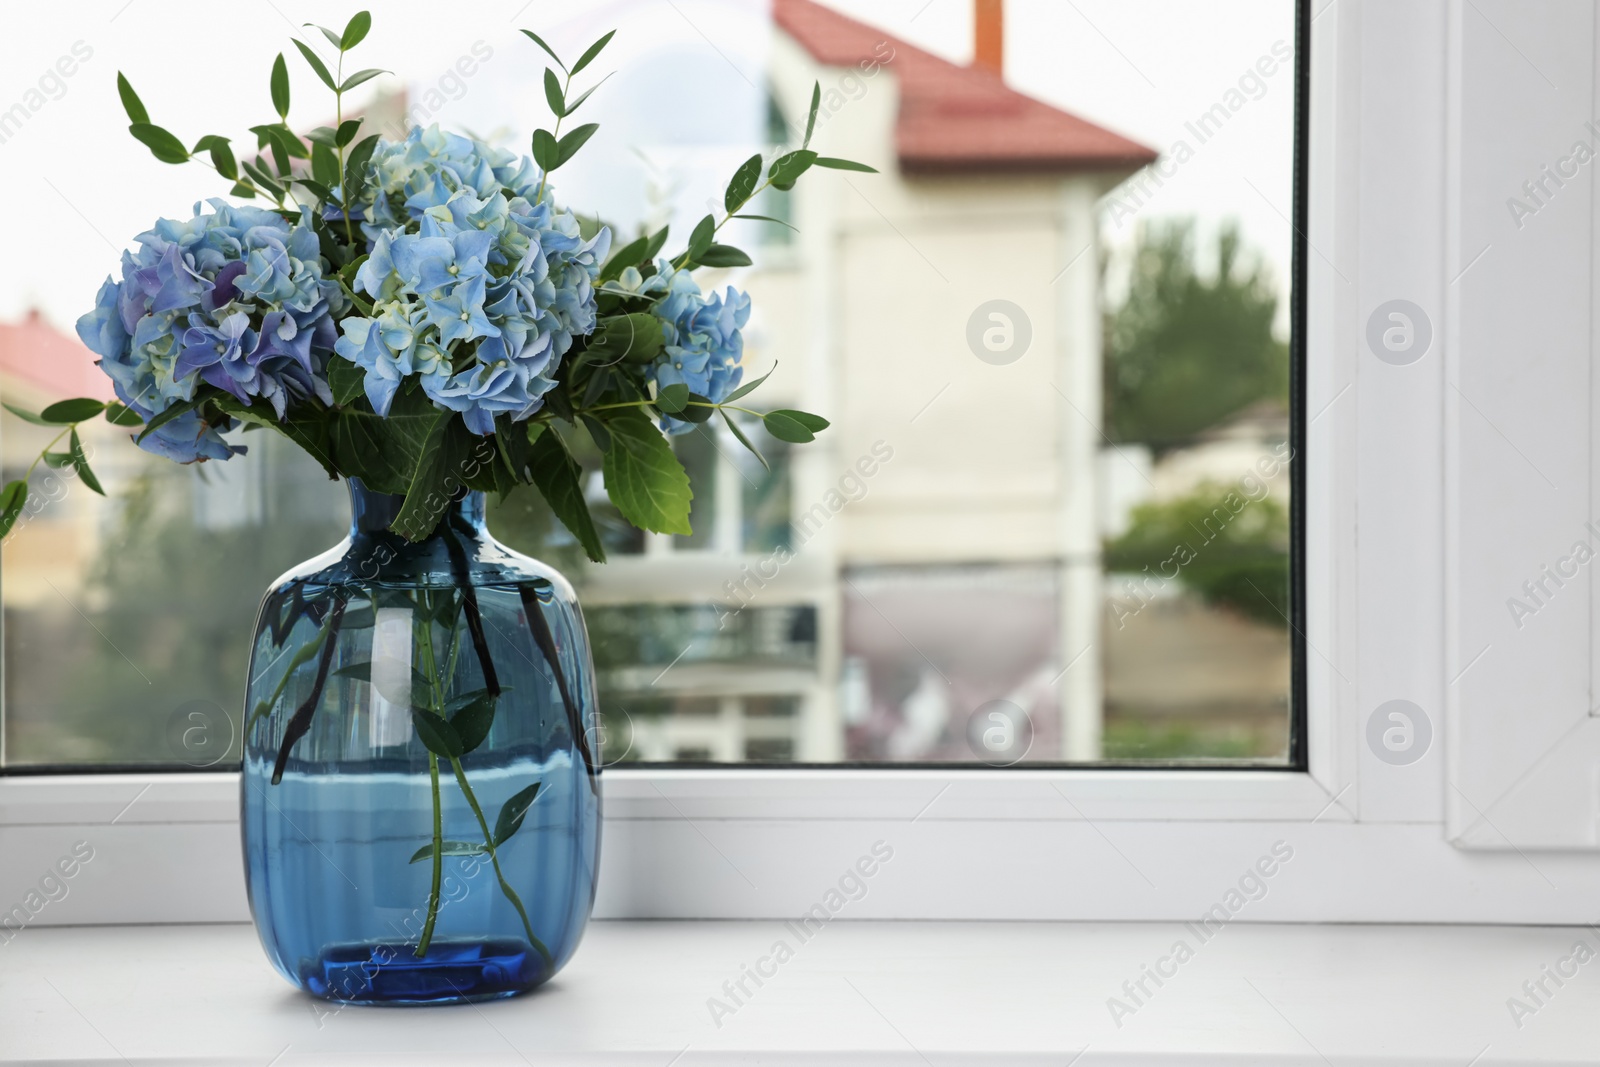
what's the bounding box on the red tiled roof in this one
[773,0,1157,174]
[0,310,112,403]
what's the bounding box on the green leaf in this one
[343,134,381,203]
[332,660,433,708]
[599,234,648,283]
[698,244,752,268]
[135,398,197,443]
[0,480,27,539]
[68,430,104,497]
[763,408,829,443]
[129,123,189,164]
[556,122,599,166]
[493,782,542,846]
[340,10,372,50]
[211,395,338,479]
[389,406,456,542]
[449,690,498,754]
[208,139,238,181]
[733,212,798,232]
[687,214,715,261]
[104,403,143,428]
[531,129,558,171]
[2,402,50,426]
[570,29,615,76]
[768,149,817,191]
[310,143,339,189]
[776,408,829,432]
[240,158,285,199]
[723,363,776,403]
[116,73,149,125]
[642,225,670,261]
[42,451,73,469]
[656,382,690,414]
[562,74,612,115]
[310,24,343,50]
[813,156,878,173]
[330,360,366,406]
[543,67,565,118]
[676,393,715,424]
[721,410,769,471]
[725,153,763,213]
[230,180,258,199]
[527,426,605,562]
[411,709,464,758]
[270,54,290,119]
[409,840,487,864]
[292,38,339,92]
[39,398,106,424]
[803,81,821,148]
[580,413,612,453]
[601,411,692,535]
[335,119,362,147]
[339,68,388,93]
[520,29,566,71]
[585,313,663,364]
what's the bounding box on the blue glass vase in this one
[240,480,602,1005]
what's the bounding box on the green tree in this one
[1104,481,1289,625]
[1104,220,1288,448]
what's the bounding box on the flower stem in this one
[413,597,446,957]
[447,756,553,969]
[415,753,444,957]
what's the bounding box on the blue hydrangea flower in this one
[643,262,750,434]
[337,126,610,435]
[74,199,343,462]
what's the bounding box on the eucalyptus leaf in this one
[2,402,50,426]
[697,243,751,268]
[129,123,189,164]
[813,156,878,173]
[104,403,144,428]
[69,430,104,496]
[570,29,615,76]
[763,411,814,443]
[687,214,715,261]
[724,153,762,213]
[520,29,566,71]
[292,38,339,92]
[0,480,27,539]
[543,67,565,118]
[723,363,775,403]
[556,123,599,165]
[40,398,106,424]
[411,709,464,758]
[116,72,149,125]
[642,225,670,260]
[340,10,372,50]
[493,782,542,846]
[270,55,290,119]
[135,398,196,442]
[803,81,821,148]
[531,128,558,171]
[721,410,769,471]
[768,149,817,191]
[656,382,690,414]
[339,68,388,93]
[335,119,362,147]
[450,690,499,754]
[409,840,486,864]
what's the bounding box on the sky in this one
[0,0,1296,334]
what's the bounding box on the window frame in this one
[9,0,1597,927]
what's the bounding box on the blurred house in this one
[582,0,1155,763]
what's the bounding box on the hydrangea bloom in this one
[619,261,750,434]
[336,126,610,434]
[74,199,343,462]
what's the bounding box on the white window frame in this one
[8,0,1600,928]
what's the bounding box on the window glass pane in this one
[1,0,1299,768]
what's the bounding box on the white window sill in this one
[1,920,1586,1064]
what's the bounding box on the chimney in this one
[974,0,1003,77]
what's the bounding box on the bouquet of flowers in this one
[3,11,866,551]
